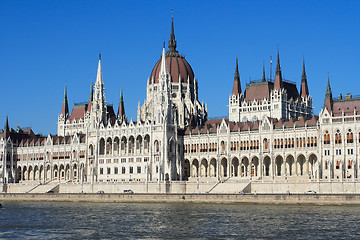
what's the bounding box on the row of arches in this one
[17,163,85,182]
[96,135,151,156]
[183,154,318,179]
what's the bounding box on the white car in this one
[305,190,316,194]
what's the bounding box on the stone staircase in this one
[27,182,59,193]
[207,178,251,193]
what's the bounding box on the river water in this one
[0,201,360,239]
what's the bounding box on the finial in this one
[172,9,174,21]
[99,53,101,60]
[163,41,165,48]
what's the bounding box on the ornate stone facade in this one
[1,19,359,192]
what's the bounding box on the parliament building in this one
[1,19,359,193]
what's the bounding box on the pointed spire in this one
[3,116,10,140]
[61,85,69,117]
[87,81,94,112]
[159,44,168,76]
[324,74,333,113]
[274,50,283,90]
[168,9,177,52]
[117,88,126,121]
[232,58,241,95]
[325,74,332,99]
[262,64,266,82]
[300,59,309,98]
[95,54,103,85]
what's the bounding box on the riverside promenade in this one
[2,193,360,205]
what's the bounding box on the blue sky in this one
[1,0,359,135]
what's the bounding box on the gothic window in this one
[99,139,105,155]
[154,140,160,153]
[264,138,268,149]
[324,131,330,144]
[335,130,342,144]
[347,129,353,143]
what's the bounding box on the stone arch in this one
[263,155,271,176]
[220,158,228,177]
[53,165,58,180]
[128,136,135,154]
[154,140,160,153]
[65,164,70,180]
[241,157,249,177]
[209,158,217,177]
[34,165,40,180]
[136,135,143,154]
[45,164,51,181]
[231,157,239,177]
[275,155,284,176]
[72,163,78,180]
[251,156,259,177]
[106,137,112,155]
[296,154,306,176]
[89,144,94,156]
[183,159,190,180]
[113,137,120,155]
[23,166,28,181]
[200,158,208,177]
[191,159,199,177]
[17,166,22,182]
[59,164,65,180]
[285,154,295,176]
[121,136,127,155]
[99,138,105,155]
[308,153,318,178]
[28,165,34,181]
[39,165,44,181]
[144,135,150,153]
[169,139,175,154]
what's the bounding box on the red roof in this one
[70,104,87,121]
[150,51,194,84]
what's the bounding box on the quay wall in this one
[2,193,360,205]
[4,181,360,195]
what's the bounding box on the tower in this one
[90,54,107,128]
[229,58,243,122]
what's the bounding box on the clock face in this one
[172,93,177,98]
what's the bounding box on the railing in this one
[246,78,296,87]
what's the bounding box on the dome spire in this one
[168,9,177,52]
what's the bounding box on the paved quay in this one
[2,193,360,205]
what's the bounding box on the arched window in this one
[324,131,330,144]
[264,138,268,149]
[347,129,353,143]
[335,130,342,144]
[221,141,226,152]
[154,140,160,153]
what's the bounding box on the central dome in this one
[149,19,194,84]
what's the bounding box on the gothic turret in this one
[274,51,283,90]
[87,81,94,112]
[61,86,69,118]
[232,58,241,95]
[300,59,309,98]
[324,74,333,113]
[117,88,126,122]
[262,64,266,82]
[91,54,107,126]
[3,116,10,140]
